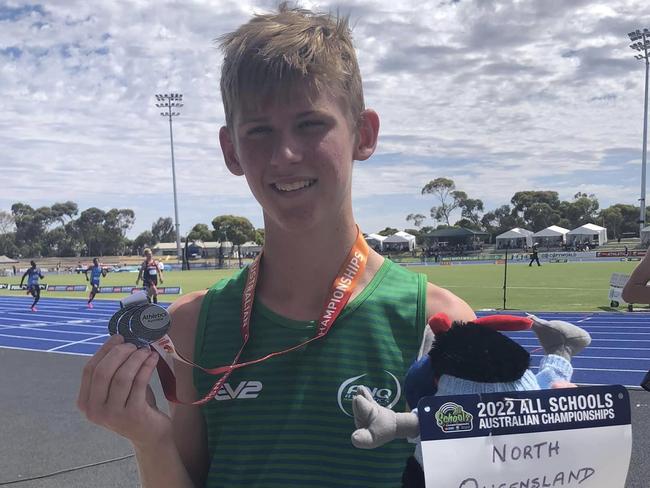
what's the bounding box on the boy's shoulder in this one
[425,281,475,323]
[167,290,208,361]
[167,271,247,358]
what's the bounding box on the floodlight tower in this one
[628,28,650,235]
[155,93,183,264]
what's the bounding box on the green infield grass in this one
[0,260,641,312]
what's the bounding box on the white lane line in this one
[530,354,650,361]
[0,333,68,343]
[48,333,109,352]
[530,366,648,372]
[0,345,94,356]
[579,346,650,351]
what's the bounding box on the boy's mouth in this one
[272,179,317,192]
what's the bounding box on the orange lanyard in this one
[155,229,370,405]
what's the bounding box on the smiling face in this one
[220,84,378,233]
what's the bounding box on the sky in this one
[1,0,650,238]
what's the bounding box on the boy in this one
[78,5,475,487]
[20,260,44,312]
[136,248,164,303]
[84,257,107,309]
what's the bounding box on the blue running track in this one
[0,296,648,388]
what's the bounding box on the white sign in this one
[418,386,631,488]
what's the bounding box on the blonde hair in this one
[143,248,152,255]
[218,2,364,128]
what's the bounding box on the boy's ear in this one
[353,109,380,161]
[219,126,244,176]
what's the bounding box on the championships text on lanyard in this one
[153,230,370,405]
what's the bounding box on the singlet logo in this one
[337,371,401,417]
[435,402,474,433]
[214,381,263,401]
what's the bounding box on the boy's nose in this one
[271,132,302,166]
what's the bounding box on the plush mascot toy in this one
[351,314,591,488]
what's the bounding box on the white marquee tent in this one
[532,225,570,247]
[383,231,416,252]
[495,228,534,249]
[365,233,387,251]
[566,223,608,247]
[641,226,650,246]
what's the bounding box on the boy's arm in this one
[416,283,475,360]
[425,282,476,323]
[77,291,209,488]
[20,270,28,286]
[157,291,210,486]
[622,251,650,304]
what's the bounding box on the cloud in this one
[1,0,650,237]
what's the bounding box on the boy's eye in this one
[246,126,272,136]
[298,120,325,130]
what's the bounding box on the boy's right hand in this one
[77,334,173,449]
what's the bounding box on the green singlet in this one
[194,259,427,487]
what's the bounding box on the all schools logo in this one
[214,381,263,401]
[435,402,474,433]
[337,371,401,417]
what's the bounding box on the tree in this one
[377,227,399,237]
[75,207,106,256]
[104,209,135,255]
[421,178,465,226]
[188,223,213,242]
[406,213,426,228]
[254,228,265,245]
[11,203,57,256]
[133,231,155,255]
[560,193,599,229]
[480,205,525,236]
[0,211,15,235]
[0,210,17,257]
[458,197,484,226]
[598,204,640,239]
[0,234,18,258]
[151,217,175,243]
[525,202,560,231]
[50,201,79,227]
[211,215,256,267]
[511,191,561,216]
[453,218,482,231]
[43,226,79,257]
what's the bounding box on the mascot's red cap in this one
[428,312,533,335]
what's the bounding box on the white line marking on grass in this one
[48,333,108,352]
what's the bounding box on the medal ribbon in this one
[153,229,370,405]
